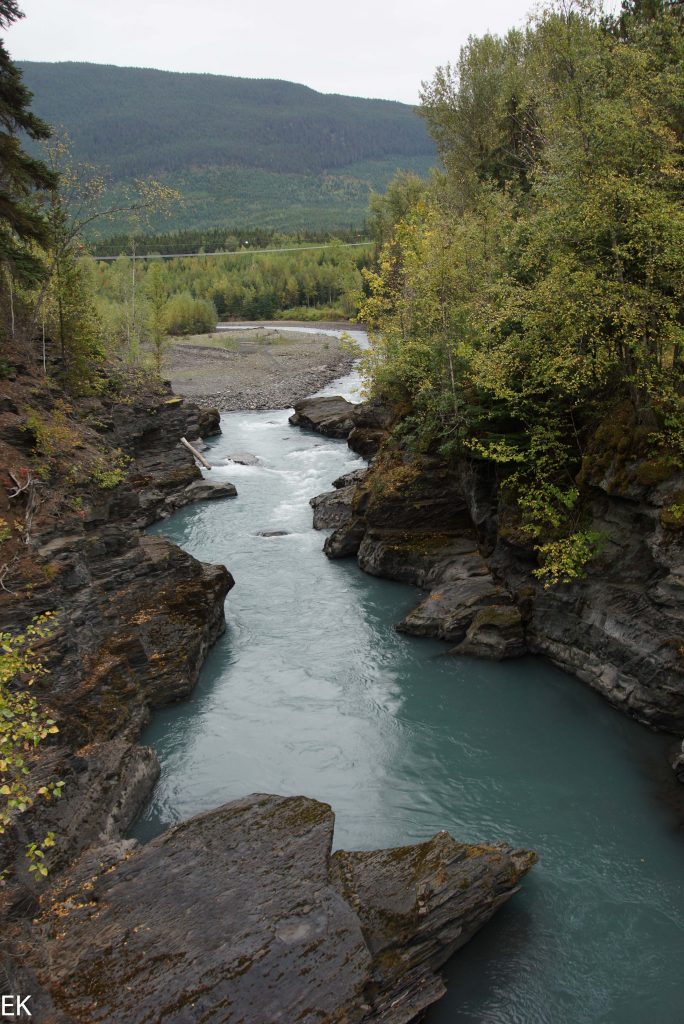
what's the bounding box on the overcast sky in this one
[7,0,545,104]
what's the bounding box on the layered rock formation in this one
[0,369,234,889]
[299,398,684,748]
[19,794,535,1024]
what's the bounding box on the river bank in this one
[0,351,536,1023]
[164,323,358,410]
[139,385,684,1023]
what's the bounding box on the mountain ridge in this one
[18,60,436,231]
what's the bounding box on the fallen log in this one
[180,436,212,470]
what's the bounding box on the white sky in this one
[7,0,543,104]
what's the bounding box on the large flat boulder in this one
[358,530,485,588]
[33,794,535,1024]
[289,395,357,437]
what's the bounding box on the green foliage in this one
[361,1,684,581]
[91,242,372,347]
[165,293,217,336]
[19,62,434,178]
[91,225,368,259]
[0,611,64,881]
[145,260,169,373]
[24,404,82,480]
[0,3,56,284]
[37,140,181,384]
[91,159,435,236]
[89,448,130,490]
[534,531,604,587]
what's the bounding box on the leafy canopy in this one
[360,0,684,584]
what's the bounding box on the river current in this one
[135,335,684,1023]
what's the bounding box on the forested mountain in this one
[18,61,437,233]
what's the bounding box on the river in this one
[134,338,684,1023]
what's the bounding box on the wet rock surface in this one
[289,394,358,437]
[224,450,261,466]
[290,397,397,460]
[333,467,368,490]
[311,484,356,530]
[324,517,368,559]
[0,373,233,887]
[451,605,527,660]
[171,477,238,506]
[26,794,535,1024]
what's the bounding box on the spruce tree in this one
[0,0,56,279]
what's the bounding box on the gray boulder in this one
[289,395,357,437]
[333,467,368,489]
[32,793,536,1024]
[225,451,261,466]
[168,478,238,509]
[310,484,355,530]
[324,518,368,559]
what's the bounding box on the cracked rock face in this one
[30,794,536,1024]
[0,379,233,887]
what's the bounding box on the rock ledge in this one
[31,794,536,1024]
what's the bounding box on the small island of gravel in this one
[165,323,358,410]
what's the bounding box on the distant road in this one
[91,242,371,262]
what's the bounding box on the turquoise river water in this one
[134,345,684,1023]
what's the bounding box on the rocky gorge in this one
[291,393,684,778]
[0,361,537,1023]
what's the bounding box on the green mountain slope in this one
[18,61,437,233]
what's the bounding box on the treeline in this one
[91,225,369,259]
[361,0,684,585]
[90,242,371,354]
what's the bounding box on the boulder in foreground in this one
[34,794,536,1024]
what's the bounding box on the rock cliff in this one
[0,365,234,890]
[299,398,684,766]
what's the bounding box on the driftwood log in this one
[181,435,212,470]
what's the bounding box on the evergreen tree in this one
[0,1,56,281]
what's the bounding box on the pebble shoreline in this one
[165,326,357,410]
